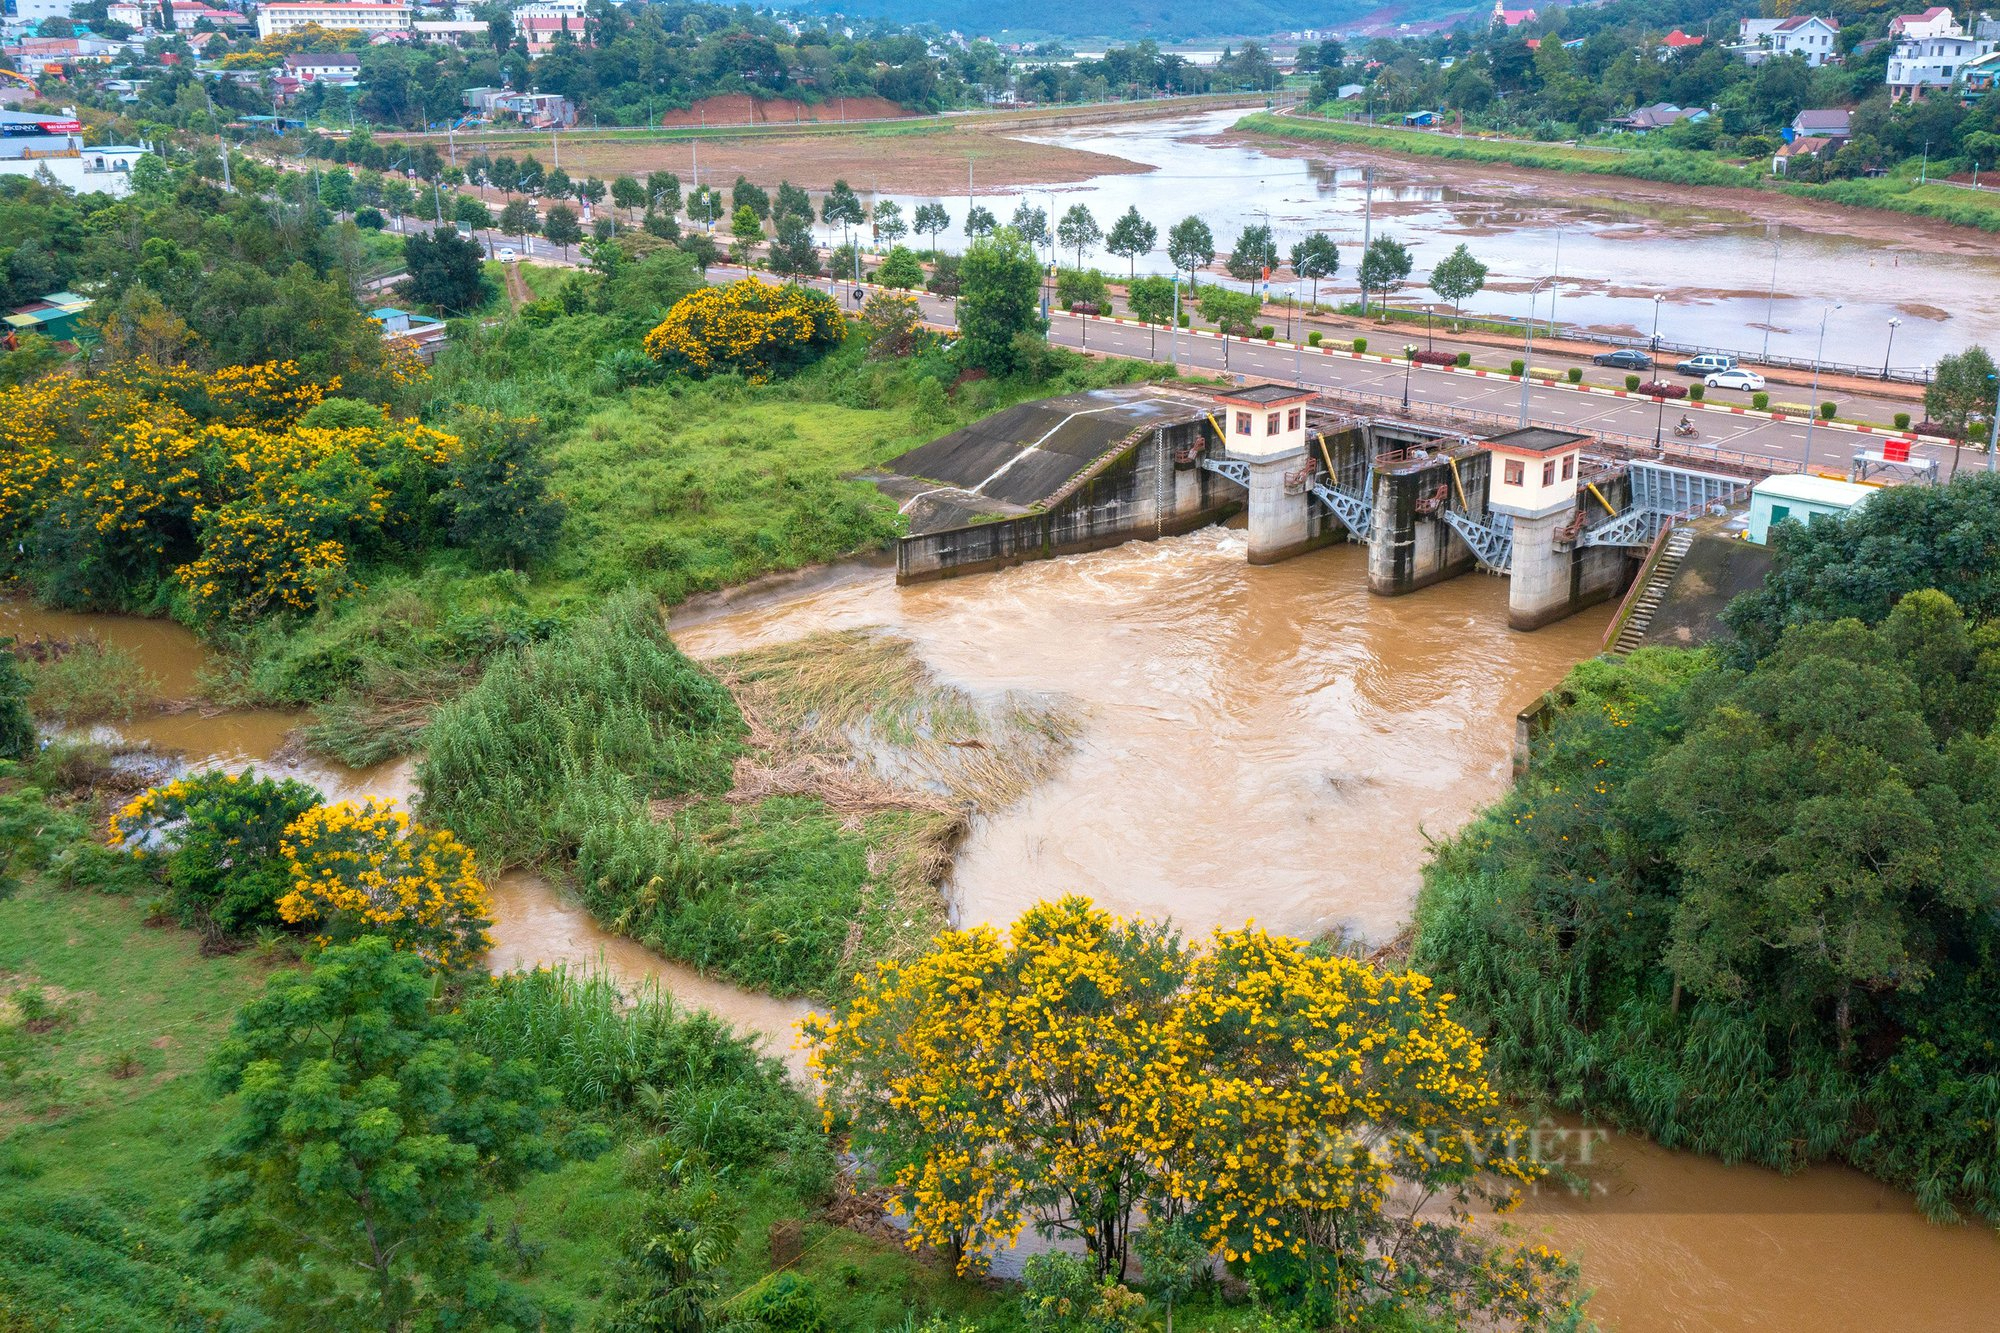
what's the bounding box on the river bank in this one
[1233,112,2000,240]
[12,524,2000,1329]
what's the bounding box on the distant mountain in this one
[793,0,1428,42]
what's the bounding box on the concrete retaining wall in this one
[896,419,1238,583]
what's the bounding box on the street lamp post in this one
[1883,317,1902,380]
[1650,295,1668,450]
[1802,302,1842,469]
[1402,344,1416,409]
[1517,275,1556,426]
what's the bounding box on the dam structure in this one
[877,382,1764,630]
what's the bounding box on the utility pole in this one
[1802,302,1841,469]
[1761,227,1782,361]
[1359,165,1374,316]
[1547,223,1562,336]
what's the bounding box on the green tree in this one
[1056,203,1102,269]
[543,203,583,260]
[318,166,355,214]
[1104,205,1156,279]
[1009,202,1051,254]
[731,174,770,220]
[612,173,646,222]
[876,245,925,289]
[1198,284,1262,336]
[1647,610,1992,1051]
[401,226,487,314]
[1133,1217,1207,1333]
[820,179,864,248]
[647,170,683,217]
[1290,232,1339,309]
[453,195,493,233]
[192,938,557,1332]
[1357,235,1413,314]
[913,201,951,256]
[729,203,764,262]
[546,165,573,203]
[499,196,537,251]
[0,642,34,761]
[767,211,821,277]
[1125,275,1177,326]
[448,409,565,570]
[1225,222,1278,282]
[873,198,908,247]
[964,203,998,239]
[1428,242,1489,315]
[1166,216,1215,287]
[1925,345,1997,442]
[774,179,813,223]
[595,1177,742,1333]
[957,226,1044,375]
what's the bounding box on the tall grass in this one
[419,588,744,863]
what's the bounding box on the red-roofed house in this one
[1890,7,1958,39]
[1492,0,1537,27]
[1663,29,1704,49]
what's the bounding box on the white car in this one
[498,247,518,263]
[1704,368,1766,392]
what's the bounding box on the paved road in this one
[715,265,1977,481]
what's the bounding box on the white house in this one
[255,1,410,38]
[1734,15,1841,67]
[283,51,361,83]
[1889,6,1960,39]
[1887,28,1997,99]
[8,0,80,21]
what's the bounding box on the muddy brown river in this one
[9,532,1999,1328]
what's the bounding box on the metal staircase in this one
[1609,525,1695,655]
[1441,508,1515,573]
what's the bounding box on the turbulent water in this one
[14,528,2000,1327]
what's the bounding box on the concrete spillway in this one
[877,382,1766,631]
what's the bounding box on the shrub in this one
[1689,383,1705,401]
[276,799,494,970]
[109,769,325,936]
[1307,331,1322,347]
[1821,401,1837,419]
[924,252,961,298]
[1056,267,1109,311]
[1259,324,1275,339]
[1567,366,1583,383]
[1411,349,1457,367]
[1510,359,1525,376]
[642,278,845,382]
[1752,391,1770,411]
[1178,313,1190,328]
[1625,374,1642,391]
[1896,412,1913,431]
[1352,337,1368,353]
[874,246,925,290]
[1457,351,1472,367]
[0,647,30,761]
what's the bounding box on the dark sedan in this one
[1590,348,1653,370]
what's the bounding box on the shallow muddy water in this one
[857,108,1999,372]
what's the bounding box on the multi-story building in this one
[106,0,249,29]
[1887,26,1997,99]
[255,2,411,39]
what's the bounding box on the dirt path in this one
[502,262,531,309]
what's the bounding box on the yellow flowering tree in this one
[0,361,458,622]
[808,897,1583,1327]
[642,278,845,382]
[277,800,493,970]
